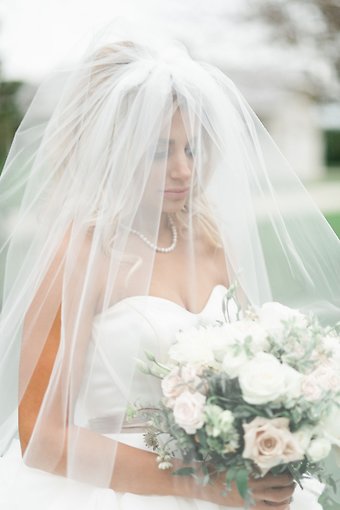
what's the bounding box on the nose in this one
[168,153,192,182]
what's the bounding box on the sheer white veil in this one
[0,30,339,494]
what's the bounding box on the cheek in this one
[139,162,166,204]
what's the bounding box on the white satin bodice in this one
[75,285,232,435]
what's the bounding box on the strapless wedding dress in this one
[0,286,323,509]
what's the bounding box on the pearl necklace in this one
[130,214,178,253]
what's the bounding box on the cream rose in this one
[245,321,270,353]
[222,349,249,379]
[238,353,287,405]
[257,302,307,338]
[242,417,304,475]
[283,365,302,402]
[292,427,314,451]
[170,328,215,365]
[223,321,269,352]
[172,390,206,434]
[307,437,332,462]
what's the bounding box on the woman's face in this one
[152,108,195,214]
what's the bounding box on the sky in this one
[0,0,247,81]
[1,0,338,106]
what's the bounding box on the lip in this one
[163,188,189,198]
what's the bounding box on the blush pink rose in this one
[162,366,203,408]
[180,365,202,385]
[301,374,323,401]
[173,390,206,434]
[242,417,304,475]
[312,364,340,392]
[161,367,184,402]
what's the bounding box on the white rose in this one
[172,390,206,434]
[292,427,314,451]
[257,302,307,337]
[208,324,239,361]
[204,325,232,346]
[223,321,269,352]
[222,349,249,379]
[220,322,245,343]
[307,437,332,462]
[238,353,287,405]
[170,328,215,365]
[244,321,270,353]
[283,365,303,402]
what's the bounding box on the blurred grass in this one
[325,212,340,238]
[322,167,340,182]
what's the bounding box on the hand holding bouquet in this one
[134,288,340,507]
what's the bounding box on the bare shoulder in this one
[25,227,108,322]
[195,231,229,285]
[210,244,229,284]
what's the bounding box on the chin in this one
[162,201,186,214]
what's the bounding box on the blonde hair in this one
[48,42,222,250]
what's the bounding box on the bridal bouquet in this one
[134,287,340,506]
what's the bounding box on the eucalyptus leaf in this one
[235,469,249,499]
[225,466,236,488]
[172,467,196,477]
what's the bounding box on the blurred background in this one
[0,0,339,237]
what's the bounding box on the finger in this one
[251,473,294,489]
[254,485,295,503]
[269,481,295,490]
[258,497,292,509]
[264,480,296,494]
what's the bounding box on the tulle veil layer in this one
[0,31,339,495]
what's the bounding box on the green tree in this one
[0,79,24,172]
[241,0,340,99]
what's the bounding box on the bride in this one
[0,35,339,509]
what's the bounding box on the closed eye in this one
[153,144,196,160]
[185,146,196,158]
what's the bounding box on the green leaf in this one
[143,350,156,362]
[172,467,195,477]
[225,466,237,488]
[197,428,208,448]
[235,469,249,500]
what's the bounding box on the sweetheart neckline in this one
[95,284,229,319]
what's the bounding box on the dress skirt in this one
[0,437,323,510]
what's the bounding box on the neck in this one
[129,212,178,253]
[159,213,171,237]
